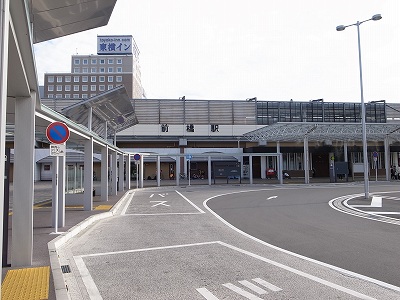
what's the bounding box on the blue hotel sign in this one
[97,35,132,55]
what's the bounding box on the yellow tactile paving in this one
[1,266,50,300]
[94,205,112,211]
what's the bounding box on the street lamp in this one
[336,14,382,199]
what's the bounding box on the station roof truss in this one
[61,85,138,139]
[244,122,400,143]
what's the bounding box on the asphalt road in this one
[207,183,400,287]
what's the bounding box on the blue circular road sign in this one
[46,122,70,144]
[133,153,141,160]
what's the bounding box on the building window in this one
[74,59,80,65]
[73,94,80,98]
[73,85,79,91]
[99,76,105,82]
[91,85,96,91]
[82,85,88,91]
[117,67,122,73]
[65,76,71,82]
[108,67,113,73]
[108,76,113,82]
[48,85,54,91]
[91,76,96,82]
[56,85,62,91]
[65,85,71,91]
[55,94,62,98]
[82,94,88,99]
[91,67,96,73]
[90,94,96,97]
[117,59,122,64]
[108,59,114,64]
[73,68,80,73]
[99,85,105,91]
[56,76,63,82]
[64,94,70,98]
[83,59,88,65]
[82,67,89,73]
[91,58,97,64]
[82,76,88,82]
[48,94,54,98]
[116,76,122,82]
[99,67,105,73]
[74,76,79,82]
[107,85,113,90]
[99,59,105,64]
[48,76,54,83]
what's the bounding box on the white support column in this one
[139,156,144,188]
[208,156,212,185]
[384,136,390,181]
[176,156,180,186]
[344,142,348,162]
[111,151,118,195]
[126,154,131,190]
[58,154,66,227]
[84,138,93,211]
[101,146,109,201]
[12,93,35,266]
[249,155,253,184]
[260,156,266,179]
[304,136,310,184]
[118,153,124,192]
[277,142,282,182]
[88,107,93,131]
[157,155,161,187]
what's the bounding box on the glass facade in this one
[256,100,386,125]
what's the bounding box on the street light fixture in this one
[336,14,382,199]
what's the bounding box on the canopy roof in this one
[62,85,138,138]
[244,122,400,143]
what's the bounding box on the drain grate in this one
[61,265,71,274]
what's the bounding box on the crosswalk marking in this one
[252,277,282,292]
[196,287,220,299]
[222,283,264,300]
[238,280,267,295]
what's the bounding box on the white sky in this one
[33,0,400,102]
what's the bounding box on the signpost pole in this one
[52,157,59,234]
[188,159,191,186]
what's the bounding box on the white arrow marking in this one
[150,201,170,207]
[267,196,278,200]
[158,194,165,198]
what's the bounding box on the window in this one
[99,85,105,91]
[108,76,114,82]
[56,94,62,98]
[73,94,80,98]
[108,67,113,73]
[44,165,51,171]
[117,67,122,73]
[56,76,63,82]
[99,59,105,64]
[117,58,122,64]
[108,59,114,64]
[48,94,54,98]
[91,67,96,73]
[48,76,54,83]
[107,85,113,90]
[74,76,79,82]
[82,94,88,99]
[99,76,105,82]
[116,76,122,82]
[82,76,88,82]
[48,85,54,91]
[65,76,71,82]
[74,59,80,65]
[82,85,88,91]
[73,85,79,91]
[83,59,88,65]
[65,85,71,91]
[91,85,96,91]
[91,58,97,64]
[73,68,80,73]
[64,94,70,98]
[99,67,105,73]
[56,85,62,91]
[90,94,96,97]
[91,76,96,82]
[82,68,89,73]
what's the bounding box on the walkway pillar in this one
[84,137,93,211]
[249,155,253,184]
[111,151,117,195]
[208,156,212,185]
[118,153,124,192]
[303,136,310,184]
[157,155,161,187]
[126,154,131,190]
[12,93,35,266]
[139,155,144,188]
[384,136,390,181]
[101,146,108,201]
[261,156,266,179]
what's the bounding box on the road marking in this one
[150,200,170,207]
[158,193,166,197]
[252,277,282,292]
[196,287,219,299]
[267,196,277,200]
[175,190,205,213]
[149,194,154,198]
[121,192,135,215]
[222,283,263,299]
[238,280,267,294]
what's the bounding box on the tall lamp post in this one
[336,14,382,199]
